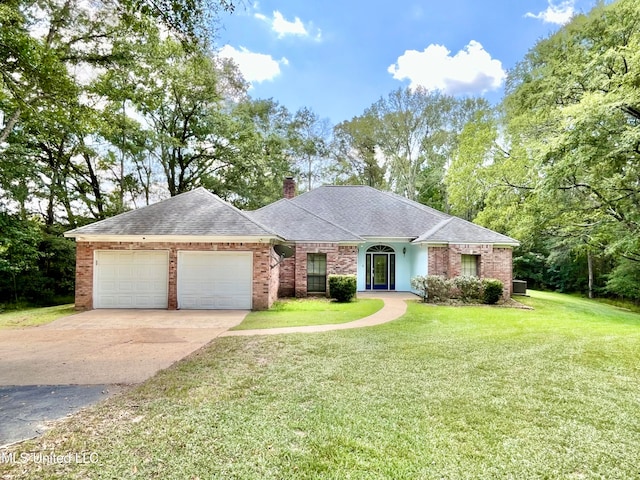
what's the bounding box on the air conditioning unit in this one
[512,280,527,295]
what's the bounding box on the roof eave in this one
[65,234,285,243]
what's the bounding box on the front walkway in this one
[221,292,416,337]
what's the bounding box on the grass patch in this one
[231,297,384,330]
[2,291,639,478]
[0,304,75,329]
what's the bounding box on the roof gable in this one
[66,188,279,238]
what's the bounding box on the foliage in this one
[481,279,504,305]
[411,275,454,303]
[0,214,75,306]
[458,0,640,301]
[328,275,357,303]
[452,275,483,302]
[410,275,429,302]
[330,115,386,188]
[605,260,640,304]
[413,275,503,304]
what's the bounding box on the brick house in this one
[65,179,519,310]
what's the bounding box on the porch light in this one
[402,247,406,256]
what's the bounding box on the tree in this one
[445,103,502,221]
[330,114,386,189]
[471,0,640,299]
[202,98,295,209]
[289,107,332,192]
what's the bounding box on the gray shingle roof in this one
[287,185,518,245]
[289,186,447,238]
[65,188,280,237]
[412,217,519,244]
[250,199,362,242]
[65,185,518,246]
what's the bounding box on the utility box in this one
[512,280,527,295]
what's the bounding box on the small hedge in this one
[411,275,504,304]
[328,275,357,302]
[482,278,504,305]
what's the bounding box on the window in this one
[307,253,327,292]
[461,254,479,277]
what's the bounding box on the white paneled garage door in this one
[178,251,253,309]
[94,250,169,309]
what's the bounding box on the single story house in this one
[65,178,519,310]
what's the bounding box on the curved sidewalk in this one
[220,292,416,337]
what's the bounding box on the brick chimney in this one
[283,176,296,199]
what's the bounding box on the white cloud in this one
[388,41,507,95]
[525,0,575,25]
[255,10,322,40]
[218,45,287,84]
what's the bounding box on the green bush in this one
[411,275,453,303]
[453,276,482,302]
[410,275,429,302]
[328,275,357,302]
[482,278,504,304]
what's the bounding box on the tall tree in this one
[289,107,332,192]
[366,87,453,204]
[331,114,386,189]
[469,0,640,298]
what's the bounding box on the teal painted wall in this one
[356,242,427,291]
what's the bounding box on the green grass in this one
[231,297,384,330]
[2,290,640,479]
[0,304,75,329]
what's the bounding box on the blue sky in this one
[216,0,603,124]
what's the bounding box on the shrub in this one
[453,276,482,302]
[410,275,429,302]
[482,279,504,304]
[411,275,453,303]
[328,275,357,302]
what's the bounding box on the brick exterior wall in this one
[74,241,276,311]
[427,244,514,297]
[278,254,296,297]
[276,243,358,298]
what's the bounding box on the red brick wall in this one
[428,246,449,277]
[427,244,514,297]
[290,243,358,298]
[278,254,296,297]
[74,241,276,311]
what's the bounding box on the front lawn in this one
[231,297,384,330]
[0,304,75,329]
[2,291,639,479]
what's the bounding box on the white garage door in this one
[94,250,169,309]
[178,251,253,309]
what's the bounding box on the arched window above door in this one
[367,245,395,253]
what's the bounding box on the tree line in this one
[1,0,639,305]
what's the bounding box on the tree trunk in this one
[587,251,594,299]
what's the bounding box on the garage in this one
[178,251,253,309]
[94,250,169,308]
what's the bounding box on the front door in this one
[373,254,388,289]
[365,246,396,290]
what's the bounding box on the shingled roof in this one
[65,185,518,246]
[65,188,280,238]
[288,186,449,238]
[284,185,518,245]
[250,199,362,242]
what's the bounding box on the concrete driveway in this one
[0,309,247,385]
